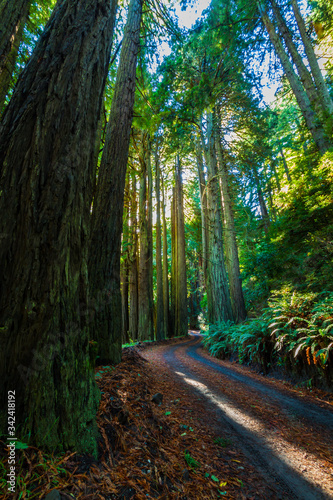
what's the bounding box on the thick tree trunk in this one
[138,134,154,341]
[128,173,139,341]
[291,0,333,126]
[201,114,233,325]
[0,0,116,453]
[89,0,142,364]
[161,175,170,338]
[171,156,188,336]
[0,0,31,112]
[258,2,331,153]
[216,139,247,323]
[155,148,165,340]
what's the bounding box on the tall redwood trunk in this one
[155,147,165,340]
[161,175,170,338]
[0,0,116,453]
[171,156,188,336]
[128,172,139,340]
[216,138,247,323]
[89,0,142,364]
[201,114,233,325]
[138,133,154,340]
[196,136,208,284]
[121,177,130,344]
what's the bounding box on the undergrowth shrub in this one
[202,288,333,389]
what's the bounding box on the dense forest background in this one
[0,0,332,455]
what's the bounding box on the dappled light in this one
[0,0,332,497]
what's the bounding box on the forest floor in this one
[1,333,333,499]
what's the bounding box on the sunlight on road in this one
[174,370,330,497]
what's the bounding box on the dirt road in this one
[144,333,333,499]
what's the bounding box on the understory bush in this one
[202,288,333,389]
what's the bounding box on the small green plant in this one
[214,437,232,448]
[184,450,200,469]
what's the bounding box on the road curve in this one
[161,333,333,500]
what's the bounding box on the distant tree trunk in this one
[270,159,281,191]
[196,137,208,284]
[89,0,142,364]
[121,178,130,344]
[0,0,31,112]
[0,0,116,454]
[253,165,270,234]
[170,187,176,337]
[215,138,247,323]
[201,113,233,324]
[138,133,154,341]
[121,263,129,344]
[161,175,170,338]
[147,137,154,337]
[258,2,331,153]
[291,0,333,125]
[171,156,188,336]
[128,172,139,341]
[155,148,165,340]
[279,147,292,182]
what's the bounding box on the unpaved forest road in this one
[145,333,333,499]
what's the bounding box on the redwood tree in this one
[171,156,188,336]
[0,0,117,453]
[89,0,143,364]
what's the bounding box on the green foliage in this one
[15,441,29,449]
[202,317,272,371]
[269,288,333,368]
[203,288,333,387]
[214,437,232,448]
[241,151,333,315]
[184,450,200,469]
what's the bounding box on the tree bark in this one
[128,172,139,341]
[258,2,331,154]
[291,0,333,126]
[171,156,188,336]
[201,114,233,325]
[147,137,154,337]
[0,0,116,454]
[121,178,130,344]
[161,175,170,338]
[0,0,32,112]
[196,136,208,284]
[138,133,154,341]
[269,0,325,123]
[155,147,165,340]
[89,0,142,364]
[215,138,247,323]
